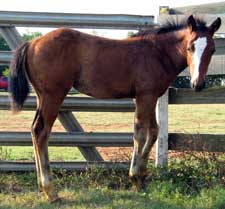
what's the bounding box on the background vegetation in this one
[0,31,42,76]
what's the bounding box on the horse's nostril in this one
[202,81,206,89]
[191,80,206,91]
[190,82,195,89]
[194,82,206,92]
[195,86,201,92]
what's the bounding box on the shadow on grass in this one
[0,199,186,209]
[1,188,225,209]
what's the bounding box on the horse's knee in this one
[129,152,148,177]
[149,126,159,145]
[41,172,52,189]
[133,121,147,148]
[141,127,159,159]
[32,111,44,138]
[151,126,158,136]
[31,112,49,149]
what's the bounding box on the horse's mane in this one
[132,17,207,37]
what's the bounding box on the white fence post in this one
[155,89,169,166]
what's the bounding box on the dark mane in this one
[132,17,207,37]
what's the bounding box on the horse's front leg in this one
[129,95,158,190]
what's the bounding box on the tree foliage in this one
[172,75,225,88]
[0,35,10,51]
[127,31,135,37]
[0,31,42,75]
[0,31,42,52]
[22,31,42,41]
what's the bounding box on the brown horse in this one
[9,15,221,202]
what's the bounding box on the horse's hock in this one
[0,10,225,173]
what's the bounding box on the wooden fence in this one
[0,10,225,172]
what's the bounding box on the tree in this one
[22,31,42,41]
[0,31,42,76]
[0,31,43,51]
[0,35,10,75]
[0,35,10,51]
[127,31,135,37]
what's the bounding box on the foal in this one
[9,15,221,201]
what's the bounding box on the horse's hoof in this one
[136,181,146,192]
[130,175,147,192]
[48,195,61,203]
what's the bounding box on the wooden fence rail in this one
[1,87,225,173]
[0,11,154,29]
[2,87,225,110]
[1,88,225,172]
[0,95,135,112]
[0,161,129,172]
[0,131,224,152]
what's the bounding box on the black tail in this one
[9,42,30,112]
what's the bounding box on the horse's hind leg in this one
[129,95,158,190]
[31,93,65,202]
[31,98,42,191]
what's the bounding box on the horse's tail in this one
[9,42,30,112]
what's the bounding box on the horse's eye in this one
[187,45,195,52]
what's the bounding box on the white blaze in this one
[192,37,207,83]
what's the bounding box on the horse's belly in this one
[74,81,134,99]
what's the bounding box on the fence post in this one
[58,111,103,161]
[155,89,168,166]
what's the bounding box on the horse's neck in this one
[158,29,189,77]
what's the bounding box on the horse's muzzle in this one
[191,80,206,92]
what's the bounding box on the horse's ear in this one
[209,17,221,34]
[187,15,197,32]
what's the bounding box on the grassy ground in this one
[0,101,225,208]
[1,104,225,133]
[0,185,224,209]
[0,156,224,209]
[169,104,225,134]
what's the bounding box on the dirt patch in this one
[98,147,156,161]
[98,147,186,161]
[98,147,132,161]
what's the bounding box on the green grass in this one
[0,186,224,209]
[169,104,225,134]
[0,146,84,161]
[2,104,225,133]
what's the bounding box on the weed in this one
[147,151,225,196]
[0,146,12,160]
[52,163,132,191]
[0,153,224,209]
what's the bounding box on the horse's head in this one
[186,15,221,91]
